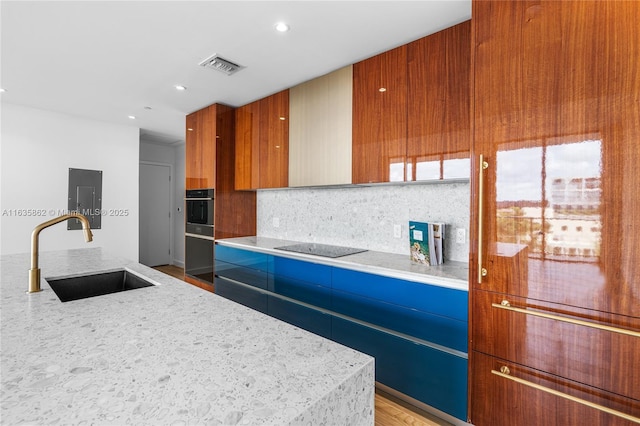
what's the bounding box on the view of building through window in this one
[496,139,602,262]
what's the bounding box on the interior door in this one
[139,163,171,266]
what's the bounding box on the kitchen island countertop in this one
[0,248,374,425]
[216,236,469,291]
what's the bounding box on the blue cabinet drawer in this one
[215,245,271,273]
[332,268,468,322]
[331,317,468,421]
[332,289,467,352]
[268,296,332,339]
[215,260,268,290]
[271,256,332,287]
[215,276,268,314]
[269,275,332,310]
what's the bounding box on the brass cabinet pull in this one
[477,155,489,284]
[492,300,640,338]
[492,367,640,424]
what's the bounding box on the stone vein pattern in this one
[257,181,470,262]
[217,236,468,291]
[1,248,374,425]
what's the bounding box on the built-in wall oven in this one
[185,189,214,285]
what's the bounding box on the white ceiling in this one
[1,1,471,145]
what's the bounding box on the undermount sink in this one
[46,269,155,302]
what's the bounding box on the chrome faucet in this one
[28,212,93,293]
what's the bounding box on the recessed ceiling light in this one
[175,85,187,91]
[275,22,290,32]
[128,115,136,120]
[0,88,6,93]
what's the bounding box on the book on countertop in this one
[409,221,445,265]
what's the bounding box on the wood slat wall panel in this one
[289,66,353,187]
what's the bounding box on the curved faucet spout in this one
[28,212,93,293]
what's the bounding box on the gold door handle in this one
[492,367,640,424]
[492,300,640,338]
[477,155,489,284]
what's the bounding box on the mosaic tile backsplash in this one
[257,181,470,263]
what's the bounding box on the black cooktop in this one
[274,243,368,258]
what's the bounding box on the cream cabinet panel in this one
[289,65,352,187]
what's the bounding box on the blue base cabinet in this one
[332,317,467,421]
[269,257,332,310]
[214,276,268,314]
[214,245,468,421]
[268,296,332,339]
[332,268,468,353]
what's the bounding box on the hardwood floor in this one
[375,390,452,426]
[153,264,186,280]
[152,265,453,426]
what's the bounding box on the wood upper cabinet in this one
[259,90,289,188]
[186,105,216,189]
[214,104,257,240]
[235,90,289,190]
[470,1,640,425]
[352,21,471,184]
[289,65,353,187]
[407,21,471,181]
[234,101,260,190]
[352,45,407,184]
[185,103,257,236]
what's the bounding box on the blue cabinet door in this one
[332,317,468,421]
[268,296,332,339]
[215,276,268,314]
[215,260,269,290]
[215,245,271,272]
[271,256,332,287]
[269,256,332,309]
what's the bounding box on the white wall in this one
[257,181,470,262]
[139,140,185,267]
[1,103,139,260]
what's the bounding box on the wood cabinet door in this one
[470,1,640,424]
[471,0,640,316]
[234,101,260,190]
[352,45,407,184]
[214,104,257,239]
[407,20,471,181]
[235,90,288,190]
[185,106,216,190]
[472,289,640,400]
[471,352,640,426]
[185,111,199,189]
[258,89,289,188]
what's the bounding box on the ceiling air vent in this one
[198,54,245,76]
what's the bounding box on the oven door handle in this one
[185,233,214,241]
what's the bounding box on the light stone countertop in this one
[0,248,374,425]
[216,236,469,291]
